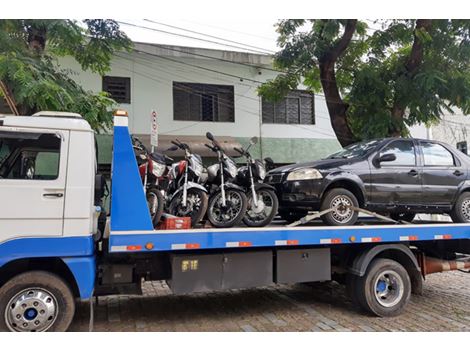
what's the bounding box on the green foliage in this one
[260,19,470,141]
[0,19,132,131]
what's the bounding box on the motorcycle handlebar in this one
[233,147,244,155]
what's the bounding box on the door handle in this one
[43,193,64,198]
[454,170,464,176]
[408,169,418,176]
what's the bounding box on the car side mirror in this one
[378,153,396,163]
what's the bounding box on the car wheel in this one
[450,192,470,223]
[355,259,411,317]
[390,212,415,223]
[320,188,359,226]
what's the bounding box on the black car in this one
[266,138,470,226]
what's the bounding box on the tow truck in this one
[0,110,469,331]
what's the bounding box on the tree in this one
[259,20,470,147]
[0,19,132,131]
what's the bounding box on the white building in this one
[58,41,341,165]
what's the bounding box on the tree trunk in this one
[389,19,433,136]
[318,19,358,147]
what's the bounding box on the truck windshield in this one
[327,139,382,159]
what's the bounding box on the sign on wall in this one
[150,110,158,148]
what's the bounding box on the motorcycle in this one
[132,136,175,227]
[234,137,279,227]
[204,132,248,228]
[167,139,209,227]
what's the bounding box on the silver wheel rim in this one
[246,190,274,221]
[330,195,354,223]
[174,191,203,217]
[461,198,470,221]
[209,190,243,225]
[5,288,58,332]
[373,270,404,308]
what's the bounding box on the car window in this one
[379,140,416,166]
[0,131,61,180]
[421,142,455,166]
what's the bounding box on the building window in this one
[102,76,131,104]
[262,90,315,125]
[173,82,235,122]
[457,141,468,155]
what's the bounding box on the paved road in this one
[70,271,470,332]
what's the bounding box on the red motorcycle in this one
[132,137,175,227]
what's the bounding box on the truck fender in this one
[348,244,423,295]
[171,182,208,201]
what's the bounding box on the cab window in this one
[0,131,61,180]
[379,140,416,166]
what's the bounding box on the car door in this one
[0,128,68,242]
[369,139,422,207]
[419,141,466,206]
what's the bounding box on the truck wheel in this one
[0,271,75,332]
[450,192,470,223]
[355,259,411,317]
[320,188,359,226]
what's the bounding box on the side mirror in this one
[206,132,214,141]
[250,136,258,145]
[378,153,396,163]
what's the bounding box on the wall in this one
[59,45,341,164]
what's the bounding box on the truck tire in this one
[0,271,75,332]
[450,192,470,223]
[355,259,411,317]
[320,188,359,226]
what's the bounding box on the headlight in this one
[286,168,322,181]
[225,158,238,178]
[256,161,266,180]
[151,160,166,177]
[191,155,204,176]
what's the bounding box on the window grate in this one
[262,90,315,125]
[102,76,131,104]
[173,82,234,122]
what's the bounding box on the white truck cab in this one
[0,112,97,241]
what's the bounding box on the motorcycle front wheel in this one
[207,188,248,228]
[168,188,208,227]
[146,187,164,228]
[243,188,279,227]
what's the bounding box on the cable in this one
[143,19,276,54]
[117,21,272,55]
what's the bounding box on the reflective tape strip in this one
[226,241,252,247]
[110,245,142,252]
[399,235,419,241]
[110,245,127,252]
[320,238,342,244]
[361,237,381,243]
[171,243,200,250]
[434,234,452,240]
[275,240,299,246]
